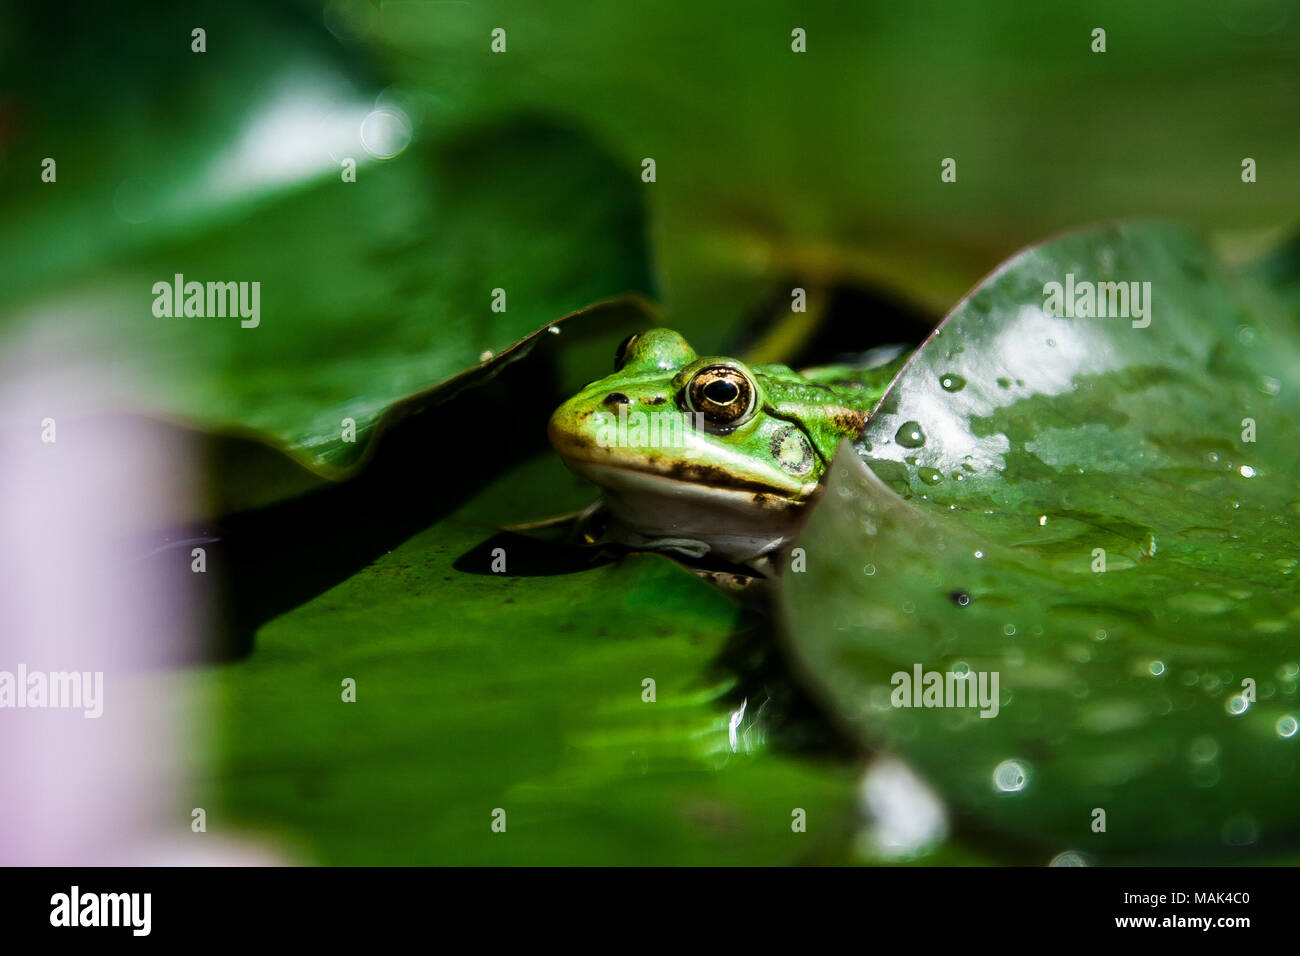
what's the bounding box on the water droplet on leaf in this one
[992,759,1030,793]
[895,421,926,449]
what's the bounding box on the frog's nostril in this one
[603,392,631,407]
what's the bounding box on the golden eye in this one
[613,333,640,371]
[685,364,756,428]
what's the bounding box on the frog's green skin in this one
[547,329,909,566]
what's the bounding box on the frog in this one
[547,328,910,569]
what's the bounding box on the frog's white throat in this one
[565,460,813,565]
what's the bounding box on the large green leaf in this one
[119,295,659,520]
[1,4,653,483]
[0,120,652,477]
[201,453,867,865]
[781,224,1300,863]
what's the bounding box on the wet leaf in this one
[203,455,865,864]
[0,119,652,484]
[782,224,1300,862]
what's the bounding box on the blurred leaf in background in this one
[0,2,653,487]
[357,0,1300,335]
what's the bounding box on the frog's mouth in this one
[547,414,819,506]
[552,444,818,513]
[548,422,820,563]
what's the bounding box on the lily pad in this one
[0,118,652,483]
[114,294,660,519]
[781,224,1300,862]
[202,453,863,865]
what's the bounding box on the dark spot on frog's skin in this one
[748,492,795,512]
[769,425,814,477]
[833,410,867,433]
[603,392,630,407]
[649,396,667,405]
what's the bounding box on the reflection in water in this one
[856,757,948,859]
[203,68,409,202]
[992,758,1030,793]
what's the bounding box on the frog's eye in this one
[685,364,756,428]
[613,333,640,371]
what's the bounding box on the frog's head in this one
[547,329,850,563]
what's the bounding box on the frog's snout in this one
[546,393,591,461]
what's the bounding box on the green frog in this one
[547,328,909,569]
